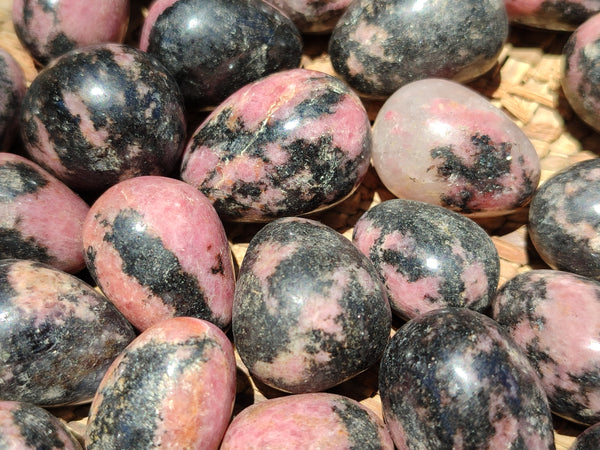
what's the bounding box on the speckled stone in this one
[353,199,499,320]
[505,0,600,31]
[0,259,135,406]
[570,421,600,449]
[562,13,600,132]
[0,400,82,449]
[181,68,372,222]
[372,78,541,216]
[264,0,352,33]
[12,0,129,66]
[328,0,508,98]
[529,158,600,279]
[0,153,90,273]
[233,217,392,393]
[82,176,235,331]
[86,317,237,450]
[379,307,555,449]
[220,393,394,449]
[20,43,186,193]
[493,270,600,425]
[140,0,303,110]
[0,49,25,152]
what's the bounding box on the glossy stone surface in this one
[493,270,600,425]
[372,78,541,216]
[529,158,600,279]
[86,317,236,450]
[505,0,600,31]
[140,0,303,109]
[0,400,82,449]
[82,176,235,331]
[570,421,600,449]
[353,199,499,320]
[379,307,555,449]
[181,68,372,222]
[562,13,600,132]
[264,0,352,33]
[20,43,186,193]
[233,217,391,393]
[0,49,25,151]
[12,0,130,65]
[220,393,394,449]
[329,0,508,98]
[0,152,90,273]
[0,259,136,406]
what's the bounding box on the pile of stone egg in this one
[1,0,600,448]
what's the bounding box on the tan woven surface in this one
[1,0,598,447]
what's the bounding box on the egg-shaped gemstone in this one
[505,0,600,31]
[379,307,555,449]
[85,317,236,450]
[353,199,499,320]
[0,400,82,449]
[220,393,394,449]
[0,49,26,152]
[0,259,136,406]
[570,421,600,449]
[0,153,90,273]
[493,270,600,425]
[12,0,130,65]
[233,217,391,393]
[562,13,600,133]
[140,0,302,110]
[20,43,186,193]
[264,0,352,33]
[529,158,600,280]
[82,176,235,331]
[372,78,540,216]
[328,0,508,98]
[181,68,372,222]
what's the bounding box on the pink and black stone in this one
[233,217,392,394]
[86,318,236,450]
[328,0,508,98]
[570,421,600,449]
[562,13,600,132]
[181,68,372,222]
[82,176,235,332]
[505,0,600,31]
[140,0,303,110]
[220,393,394,449]
[20,43,186,194]
[493,270,600,425]
[11,0,130,66]
[0,401,82,449]
[0,153,90,274]
[529,158,600,280]
[0,49,25,152]
[0,259,135,406]
[264,0,352,33]
[379,308,555,449]
[352,199,500,320]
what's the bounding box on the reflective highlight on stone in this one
[379,308,555,449]
[233,217,391,393]
[353,199,499,320]
[493,269,600,425]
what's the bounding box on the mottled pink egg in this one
[181,68,372,222]
[371,78,541,217]
[264,0,352,33]
[0,49,26,152]
[0,152,90,273]
[221,393,394,449]
[12,0,130,65]
[0,400,82,449]
[86,317,237,450]
[82,176,235,331]
[505,0,600,31]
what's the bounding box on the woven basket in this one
[1,0,597,447]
